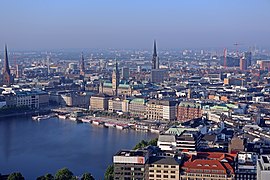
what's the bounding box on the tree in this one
[133,140,148,150]
[55,168,74,180]
[7,172,25,180]
[148,138,158,146]
[81,172,95,180]
[104,165,114,180]
[36,174,54,180]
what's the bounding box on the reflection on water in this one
[0,116,157,179]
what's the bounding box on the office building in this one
[3,88,49,109]
[257,60,270,70]
[90,93,110,111]
[235,152,257,180]
[148,156,181,180]
[121,67,129,80]
[129,98,147,118]
[244,51,252,67]
[146,99,177,121]
[240,57,247,71]
[257,155,270,180]
[113,149,150,180]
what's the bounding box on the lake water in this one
[0,116,157,179]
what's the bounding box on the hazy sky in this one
[1,0,270,50]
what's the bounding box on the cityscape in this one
[1,1,270,180]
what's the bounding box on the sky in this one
[1,0,270,50]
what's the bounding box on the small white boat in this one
[32,115,42,121]
[104,122,116,128]
[92,120,104,125]
[32,115,51,121]
[116,124,129,130]
[58,114,68,119]
[69,116,77,121]
[81,118,91,123]
[38,115,51,121]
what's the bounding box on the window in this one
[171,166,176,168]
[164,175,168,178]
[157,175,161,178]
[171,175,176,178]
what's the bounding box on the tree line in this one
[2,168,94,180]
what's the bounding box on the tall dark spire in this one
[80,52,85,76]
[153,40,157,57]
[4,44,10,75]
[2,44,12,86]
[152,40,159,69]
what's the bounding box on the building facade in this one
[90,93,110,111]
[177,101,202,122]
[113,149,150,180]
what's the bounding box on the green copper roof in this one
[130,98,146,104]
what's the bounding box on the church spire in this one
[4,44,10,75]
[153,40,157,57]
[152,40,159,69]
[80,52,85,76]
[2,44,12,86]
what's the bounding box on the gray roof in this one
[148,157,180,165]
[158,134,176,142]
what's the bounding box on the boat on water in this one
[57,114,68,119]
[32,115,52,121]
[104,122,116,128]
[116,124,129,130]
[32,115,42,121]
[81,118,91,123]
[69,116,77,121]
[92,120,104,125]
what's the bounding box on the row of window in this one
[149,170,176,173]
[149,164,177,168]
[149,174,176,179]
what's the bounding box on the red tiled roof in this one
[183,159,233,174]
[182,152,235,175]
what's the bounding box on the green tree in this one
[148,138,158,146]
[104,165,114,180]
[81,172,95,180]
[55,168,74,180]
[133,140,148,150]
[36,174,54,180]
[7,172,25,180]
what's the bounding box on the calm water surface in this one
[0,116,157,179]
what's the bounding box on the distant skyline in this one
[1,0,270,50]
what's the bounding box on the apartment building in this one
[148,156,180,180]
[177,101,202,122]
[113,149,150,180]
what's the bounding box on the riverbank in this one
[0,109,51,119]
